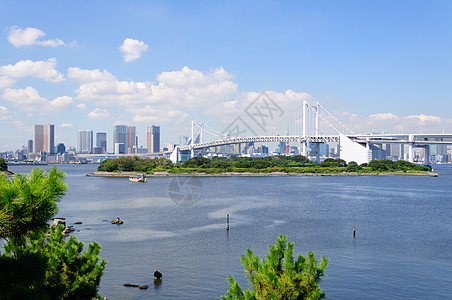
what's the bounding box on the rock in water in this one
[154,269,162,279]
[111,217,124,224]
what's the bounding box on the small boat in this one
[129,174,147,182]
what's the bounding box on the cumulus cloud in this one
[0,58,64,82]
[130,106,189,123]
[67,67,116,82]
[2,87,72,115]
[0,76,16,89]
[119,38,149,62]
[61,123,73,128]
[73,66,238,124]
[0,106,12,120]
[7,26,65,47]
[369,113,398,121]
[336,111,452,134]
[88,108,110,119]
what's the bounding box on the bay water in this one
[7,164,452,299]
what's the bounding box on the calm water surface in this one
[8,164,452,299]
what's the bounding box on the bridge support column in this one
[400,144,404,161]
[408,134,414,163]
[315,143,320,164]
[424,146,430,166]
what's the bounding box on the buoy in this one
[353,227,356,238]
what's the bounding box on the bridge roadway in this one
[178,135,340,151]
[349,133,452,145]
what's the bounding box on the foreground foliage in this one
[0,168,106,299]
[97,156,431,174]
[222,235,330,300]
[0,158,7,172]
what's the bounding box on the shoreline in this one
[87,171,439,177]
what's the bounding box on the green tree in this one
[0,158,7,171]
[0,167,67,249]
[0,168,107,299]
[222,235,329,300]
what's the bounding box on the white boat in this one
[129,175,147,182]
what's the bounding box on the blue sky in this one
[1,0,452,151]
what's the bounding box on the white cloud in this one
[406,114,441,124]
[74,66,238,115]
[369,113,398,121]
[76,103,87,110]
[7,26,65,47]
[337,111,452,134]
[88,108,110,119]
[2,87,72,115]
[0,106,12,120]
[130,106,188,123]
[67,67,116,82]
[11,120,30,131]
[0,58,64,82]
[0,76,16,89]
[61,123,73,128]
[119,38,149,62]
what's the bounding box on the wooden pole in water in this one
[227,214,229,231]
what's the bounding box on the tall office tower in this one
[77,130,93,153]
[113,125,128,154]
[43,124,55,154]
[96,132,107,153]
[56,143,66,154]
[27,139,33,154]
[33,125,44,153]
[127,126,136,154]
[146,125,160,153]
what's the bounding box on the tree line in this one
[97,156,431,174]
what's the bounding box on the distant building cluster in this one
[2,123,452,165]
[1,123,165,163]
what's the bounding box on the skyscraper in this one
[27,139,33,154]
[96,132,107,153]
[127,126,136,154]
[33,125,44,153]
[33,124,54,154]
[77,130,93,153]
[113,125,128,154]
[43,124,55,154]
[146,125,160,153]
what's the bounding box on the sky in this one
[1,0,452,152]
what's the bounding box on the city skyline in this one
[1,1,452,152]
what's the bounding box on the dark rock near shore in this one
[154,269,162,279]
[74,221,82,224]
[111,217,124,225]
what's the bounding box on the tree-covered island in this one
[93,155,433,176]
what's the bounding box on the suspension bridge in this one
[170,98,452,165]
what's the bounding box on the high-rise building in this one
[27,139,33,154]
[77,130,93,153]
[127,126,136,154]
[43,124,55,154]
[33,124,54,154]
[113,125,128,154]
[146,125,160,153]
[56,143,66,154]
[33,125,44,153]
[96,132,107,153]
